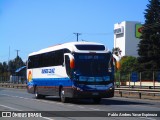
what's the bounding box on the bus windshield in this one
[74,53,112,76]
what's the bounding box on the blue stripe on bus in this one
[28,77,72,87]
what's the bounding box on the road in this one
[0,87,160,120]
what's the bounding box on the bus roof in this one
[28,41,109,56]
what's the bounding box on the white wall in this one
[125,21,140,57]
[114,21,141,57]
[114,22,126,56]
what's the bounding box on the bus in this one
[27,42,114,103]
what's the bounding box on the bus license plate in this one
[92,92,99,95]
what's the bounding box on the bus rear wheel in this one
[35,87,45,99]
[60,88,68,103]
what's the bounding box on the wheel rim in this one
[61,90,64,98]
[35,87,39,99]
[35,92,38,97]
[60,89,66,102]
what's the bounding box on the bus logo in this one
[28,71,32,82]
[41,68,55,74]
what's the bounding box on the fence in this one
[1,71,160,87]
[0,72,159,100]
[0,75,26,84]
[115,71,160,88]
[0,76,10,83]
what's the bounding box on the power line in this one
[82,32,113,35]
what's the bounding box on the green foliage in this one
[0,56,25,76]
[119,56,138,74]
[137,0,160,70]
[112,47,121,56]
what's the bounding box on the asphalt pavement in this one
[0,87,160,120]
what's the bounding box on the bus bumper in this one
[27,85,34,94]
[71,88,114,98]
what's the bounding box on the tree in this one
[8,56,25,75]
[114,56,138,83]
[137,0,160,70]
[0,56,25,76]
[1,62,9,76]
[112,47,122,56]
[0,62,3,74]
[112,47,122,70]
[119,56,138,74]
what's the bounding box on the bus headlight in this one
[103,76,110,81]
[79,76,87,81]
[72,85,83,91]
[77,87,83,91]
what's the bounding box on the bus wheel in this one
[60,88,68,103]
[35,87,44,99]
[93,98,101,104]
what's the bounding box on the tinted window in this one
[65,55,72,77]
[28,49,70,69]
[75,45,105,51]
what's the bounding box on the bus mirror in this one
[62,62,65,67]
[116,61,120,70]
[70,58,75,69]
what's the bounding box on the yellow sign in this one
[135,24,143,38]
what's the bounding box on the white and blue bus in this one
[27,42,114,103]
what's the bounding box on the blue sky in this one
[0,0,148,62]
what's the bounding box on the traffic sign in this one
[131,72,139,82]
[157,72,160,82]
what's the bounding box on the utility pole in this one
[15,49,20,83]
[8,46,10,76]
[73,33,81,42]
[15,50,20,57]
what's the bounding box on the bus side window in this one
[28,57,32,69]
[65,56,71,77]
[28,56,35,69]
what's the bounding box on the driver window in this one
[65,56,71,77]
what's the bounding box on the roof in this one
[28,41,109,56]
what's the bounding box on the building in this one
[114,21,142,57]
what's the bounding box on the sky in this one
[0,0,149,62]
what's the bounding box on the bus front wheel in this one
[93,98,101,104]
